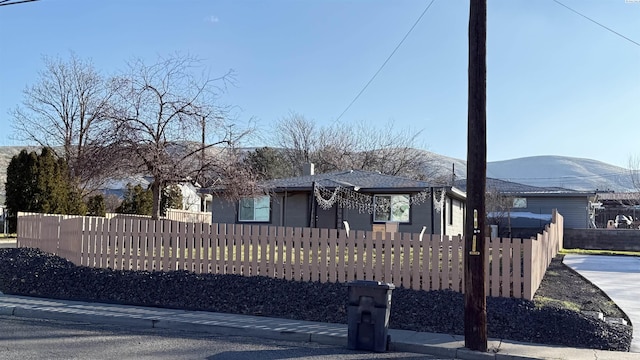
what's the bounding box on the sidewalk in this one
[564,254,640,352]
[0,238,16,248]
[1,293,638,360]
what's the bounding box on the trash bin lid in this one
[347,280,395,290]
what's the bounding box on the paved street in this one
[0,316,446,360]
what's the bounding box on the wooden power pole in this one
[465,0,488,352]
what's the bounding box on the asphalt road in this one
[0,316,446,360]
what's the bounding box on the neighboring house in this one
[178,182,210,212]
[100,176,210,213]
[209,167,467,236]
[456,178,596,237]
[593,192,640,228]
[100,176,151,199]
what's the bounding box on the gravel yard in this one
[0,247,632,351]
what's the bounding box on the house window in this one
[513,197,527,209]
[239,196,270,222]
[374,194,410,223]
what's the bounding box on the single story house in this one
[209,167,467,236]
[456,178,596,237]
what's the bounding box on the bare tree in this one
[109,54,252,219]
[274,112,316,176]
[629,155,640,192]
[273,115,435,180]
[485,188,513,237]
[11,53,122,193]
[346,121,432,178]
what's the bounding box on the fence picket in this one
[442,237,450,291]
[302,228,311,282]
[412,233,421,291]
[330,229,339,283]
[319,228,328,283]
[276,226,284,279]
[347,231,355,282]
[501,238,512,298]
[491,237,501,297]
[235,224,244,275]
[309,228,319,282]
[400,233,410,289]
[363,232,373,281]
[372,232,381,281]
[284,227,294,280]
[523,238,534,300]
[260,225,269,276]
[450,236,461,292]
[293,228,304,280]
[268,226,276,277]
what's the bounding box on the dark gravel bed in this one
[0,248,632,351]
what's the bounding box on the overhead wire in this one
[333,0,437,124]
[552,0,640,47]
[0,0,39,6]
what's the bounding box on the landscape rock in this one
[0,247,632,351]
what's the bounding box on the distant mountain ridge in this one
[426,152,633,192]
[0,147,634,202]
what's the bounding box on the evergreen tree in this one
[34,147,69,214]
[5,150,38,231]
[115,183,183,216]
[86,194,106,217]
[5,147,86,232]
[115,184,153,215]
[160,184,183,216]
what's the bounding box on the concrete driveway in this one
[563,254,640,352]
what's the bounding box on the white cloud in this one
[205,15,219,24]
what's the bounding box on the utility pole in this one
[465,0,487,352]
[200,115,206,212]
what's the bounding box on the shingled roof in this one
[454,178,592,196]
[264,169,436,192]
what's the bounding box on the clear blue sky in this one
[0,0,638,167]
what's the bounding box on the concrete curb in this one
[0,294,637,360]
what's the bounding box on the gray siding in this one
[409,201,432,234]
[282,193,309,227]
[521,196,589,229]
[211,197,238,223]
[342,207,372,231]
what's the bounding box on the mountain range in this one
[0,146,634,201]
[427,152,634,192]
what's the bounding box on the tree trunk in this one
[151,180,162,220]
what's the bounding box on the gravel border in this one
[0,248,632,351]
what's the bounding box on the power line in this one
[552,0,640,47]
[0,0,39,6]
[333,0,437,124]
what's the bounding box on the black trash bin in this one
[346,280,395,352]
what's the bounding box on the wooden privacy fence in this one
[17,211,563,300]
[105,209,212,224]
